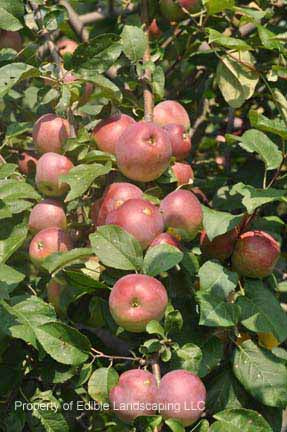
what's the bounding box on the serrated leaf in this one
[199,260,238,297]
[35,322,91,365]
[237,280,287,343]
[205,0,234,15]
[174,343,202,374]
[41,248,92,275]
[230,183,287,213]
[0,63,39,97]
[197,290,240,327]
[249,110,287,139]
[208,29,251,50]
[199,336,224,377]
[0,7,22,31]
[0,220,28,263]
[146,320,165,337]
[211,408,272,432]
[121,25,147,62]
[202,206,242,241]
[30,390,69,432]
[78,71,122,102]
[0,263,24,298]
[165,419,185,432]
[0,163,17,178]
[207,369,246,413]
[90,225,143,271]
[233,340,287,407]
[143,244,183,276]
[216,51,259,108]
[88,367,119,403]
[61,163,111,202]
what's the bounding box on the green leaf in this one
[121,25,148,63]
[237,280,287,343]
[0,163,17,178]
[61,162,111,202]
[0,220,28,263]
[72,34,122,73]
[230,183,287,213]
[0,263,25,298]
[207,369,245,413]
[208,29,251,50]
[204,0,234,15]
[249,110,287,139]
[230,129,282,171]
[0,63,39,97]
[233,340,287,407]
[153,66,165,99]
[143,244,183,276]
[76,71,122,103]
[30,390,69,432]
[165,310,183,334]
[257,25,284,51]
[41,248,92,274]
[216,51,259,108]
[146,320,165,337]
[174,343,202,374]
[197,290,240,327]
[165,419,185,432]
[199,336,224,377]
[0,7,22,31]
[211,408,272,432]
[202,206,242,241]
[35,322,91,366]
[0,0,24,18]
[0,179,40,201]
[193,420,210,431]
[90,225,143,271]
[88,367,119,404]
[199,260,238,297]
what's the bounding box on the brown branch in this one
[58,0,89,43]
[141,0,154,122]
[91,347,144,364]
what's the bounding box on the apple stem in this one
[141,0,154,122]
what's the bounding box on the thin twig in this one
[91,347,143,364]
[58,0,89,43]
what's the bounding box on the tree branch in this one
[58,0,89,43]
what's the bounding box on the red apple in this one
[28,199,67,234]
[56,38,78,56]
[109,369,158,422]
[163,124,191,160]
[149,232,181,249]
[35,152,74,197]
[232,230,280,278]
[109,274,168,332]
[18,152,38,175]
[0,30,22,51]
[157,370,206,426]
[200,228,239,262]
[116,122,172,182]
[154,100,190,130]
[172,162,194,185]
[148,19,162,38]
[29,227,73,265]
[96,182,143,226]
[105,198,164,249]
[160,189,202,240]
[92,114,135,155]
[47,278,64,314]
[32,113,71,154]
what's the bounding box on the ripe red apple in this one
[105,198,164,249]
[96,182,143,226]
[163,124,191,160]
[154,100,190,130]
[47,279,64,314]
[29,227,73,266]
[18,152,38,175]
[28,199,67,234]
[160,189,202,240]
[56,38,78,56]
[232,230,280,278]
[109,369,158,422]
[172,162,194,185]
[92,114,135,155]
[200,228,239,262]
[148,19,162,38]
[0,30,22,51]
[32,113,71,154]
[150,232,181,249]
[35,152,73,197]
[116,122,172,182]
[157,370,206,426]
[109,274,168,332]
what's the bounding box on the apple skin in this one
[149,232,181,249]
[172,162,194,185]
[28,199,67,234]
[163,124,191,160]
[35,152,74,197]
[160,189,202,241]
[116,122,172,182]
[109,274,168,332]
[157,370,206,427]
[154,100,190,130]
[200,228,239,262]
[46,279,64,314]
[29,227,73,266]
[148,19,162,38]
[232,230,280,278]
[96,182,143,226]
[92,114,135,155]
[56,38,78,56]
[0,30,22,51]
[18,152,38,175]
[109,369,158,422]
[32,113,71,154]
[105,198,164,249]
